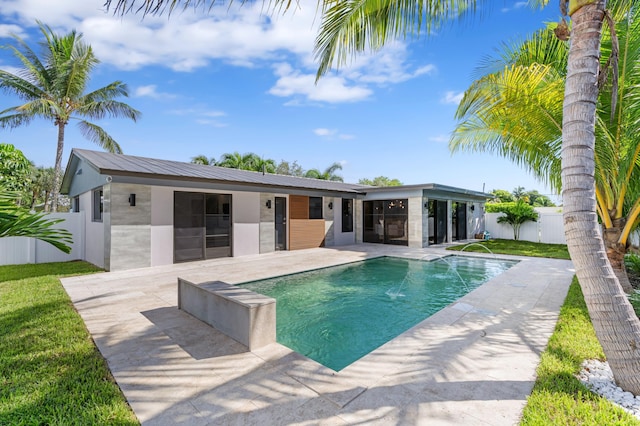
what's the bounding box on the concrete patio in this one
[60,244,575,425]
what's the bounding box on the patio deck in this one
[60,244,574,425]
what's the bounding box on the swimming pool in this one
[240,255,517,371]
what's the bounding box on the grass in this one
[447,238,571,259]
[0,261,139,426]
[521,278,640,425]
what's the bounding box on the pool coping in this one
[61,244,575,425]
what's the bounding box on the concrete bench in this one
[178,278,276,350]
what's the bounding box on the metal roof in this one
[63,149,369,194]
[61,149,493,200]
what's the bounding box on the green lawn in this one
[0,262,139,426]
[447,238,571,259]
[521,278,640,425]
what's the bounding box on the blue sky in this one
[0,1,561,199]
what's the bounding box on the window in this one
[363,199,408,246]
[72,196,80,213]
[309,196,323,219]
[342,198,353,232]
[92,189,103,222]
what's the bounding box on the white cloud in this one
[501,2,528,13]
[269,63,372,104]
[134,84,176,99]
[314,128,335,136]
[0,64,22,75]
[441,91,464,105]
[313,127,355,140]
[167,107,227,126]
[429,134,450,143]
[0,24,26,38]
[0,1,437,105]
[345,43,437,85]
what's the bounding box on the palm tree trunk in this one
[51,123,65,212]
[603,218,633,293]
[563,0,640,394]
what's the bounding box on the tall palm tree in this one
[0,23,141,211]
[304,162,343,181]
[450,10,640,292]
[107,0,640,394]
[318,0,640,395]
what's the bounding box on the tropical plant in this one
[24,166,58,211]
[488,189,515,204]
[216,152,273,172]
[358,176,403,187]
[275,160,304,176]
[104,0,640,396]
[0,143,31,194]
[450,5,640,291]
[191,154,216,165]
[493,201,539,240]
[304,162,343,181]
[0,188,72,253]
[0,22,141,212]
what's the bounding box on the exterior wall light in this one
[129,194,136,207]
[328,202,333,210]
[266,199,272,209]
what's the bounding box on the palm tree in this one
[304,162,343,181]
[0,188,72,253]
[107,0,640,395]
[314,0,640,395]
[217,152,257,170]
[216,152,277,173]
[0,23,141,211]
[495,201,539,240]
[191,154,216,165]
[450,9,640,292]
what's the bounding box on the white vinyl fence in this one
[485,211,566,244]
[0,212,84,266]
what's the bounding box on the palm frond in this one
[0,190,73,253]
[76,120,123,153]
[314,0,488,79]
[76,100,141,121]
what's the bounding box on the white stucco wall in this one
[80,190,105,268]
[333,197,356,246]
[151,186,174,266]
[232,192,260,257]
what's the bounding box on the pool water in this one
[240,256,517,371]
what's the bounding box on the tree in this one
[450,5,639,291]
[105,0,640,396]
[216,152,276,172]
[358,176,403,187]
[525,190,555,207]
[0,188,72,253]
[304,162,343,181]
[191,154,216,165]
[493,201,539,240]
[511,186,527,202]
[0,143,31,193]
[275,160,304,176]
[24,166,57,211]
[489,189,515,204]
[0,23,141,212]
[558,0,640,393]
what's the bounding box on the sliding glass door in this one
[174,192,231,262]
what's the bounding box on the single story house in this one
[61,149,491,271]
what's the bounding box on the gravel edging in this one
[577,359,640,419]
